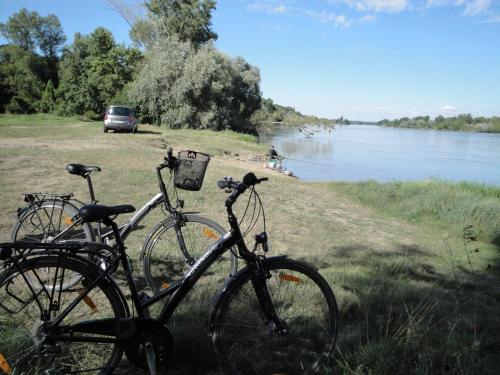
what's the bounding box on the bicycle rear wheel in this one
[12,198,94,243]
[0,255,127,374]
[142,214,237,294]
[210,258,339,375]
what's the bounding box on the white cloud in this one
[249,2,355,27]
[248,3,288,15]
[306,10,352,27]
[463,0,491,15]
[359,14,377,22]
[440,104,457,112]
[482,14,500,22]
[425,0,492,15]
[330,0,409,13]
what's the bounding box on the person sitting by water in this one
[266,145,281,170]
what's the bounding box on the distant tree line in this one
[0,1,276,133]
[251,98,333,127]
[378,114,500,133]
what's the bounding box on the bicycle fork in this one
[250,259,289,336]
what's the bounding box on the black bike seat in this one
[78,204,135,223]
[66,164,102,177]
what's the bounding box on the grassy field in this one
[0,114,499,374]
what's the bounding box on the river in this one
[258,125,500,185]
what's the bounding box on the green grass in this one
[0,113,93,126]
[327,179,500,243]
[0,114,499,374]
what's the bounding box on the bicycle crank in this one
[124,319,174,369]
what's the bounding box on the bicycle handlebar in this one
[157,146,179,171]
[218,173,268,207]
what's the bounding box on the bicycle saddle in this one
[66,163,102,177]
[78,204,135,223]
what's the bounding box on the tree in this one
[0,8,40,51]
[129,37,260,132]
[129,18,156,49]
[145,0,217,46]
[1,9,66,87]
[57,28,142,116]
[0,45,44,113]
[40,79,56,112]
[35,14,66,60]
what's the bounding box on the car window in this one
[107,107,131,116]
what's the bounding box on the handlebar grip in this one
[242,172,258,186]
[242,173,268,186]
[166,146,173,159]
[217,180,229,189]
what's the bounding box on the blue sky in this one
[1,0,499,121]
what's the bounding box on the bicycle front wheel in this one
[210,258,339,375]
[0,255,127,374]
[142,214,237,294]
[12,198,94,243]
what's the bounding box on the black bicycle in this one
[0,172,338,375]
[10,148,238,293]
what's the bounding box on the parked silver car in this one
[103,106,138,133]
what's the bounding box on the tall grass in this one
[328,179,500,243]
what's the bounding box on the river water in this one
[258,125,500,185]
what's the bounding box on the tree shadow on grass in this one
[113,239,500,375]
[328,242,500,375]
[136,129,162,135]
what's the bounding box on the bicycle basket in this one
[174,150,211,191]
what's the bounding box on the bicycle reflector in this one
[83,295,98,313]
[78,289,98,313]
[203,228,219,240]
[162,281,170,289]
[279,274,302,283]
[63,215,74,225]
[0,352,12,375]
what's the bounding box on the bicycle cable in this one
[229,186,267,260]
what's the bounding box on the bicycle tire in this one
[141,214,237,294]
[0,255,127,375]
[11,198,94,243]
[210,257,339,375]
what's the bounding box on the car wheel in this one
[103,127,108,133]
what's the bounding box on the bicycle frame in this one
[45,176,261,336]
[4,174,285,375]
[44,223,243,341]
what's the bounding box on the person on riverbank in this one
[266,145,281,170]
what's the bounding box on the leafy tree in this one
[129,18,156,49]
[40,79,56,112]
[0,45,44,113]
[140,0,217,47]
[0,8,40,51]
[0,9,65,58]
[129,37,260,132]
[1,9,66,87]
[57,28,142,116]
[35,14,66,59]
